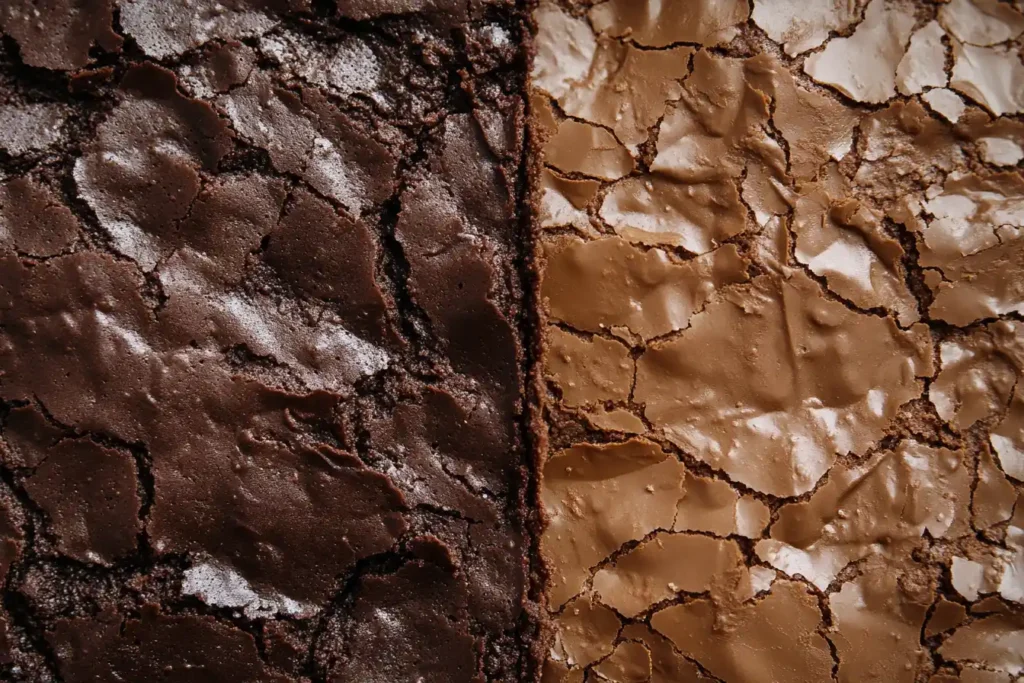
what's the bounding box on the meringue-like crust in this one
[533,1,1024,681]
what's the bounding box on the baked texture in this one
[4,0,1024,681]
[532,2,1024,682]
[0,1,541,682]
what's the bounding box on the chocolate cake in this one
[2,0,1023,681]
[0,1,539,681]
[532,1,1024,683]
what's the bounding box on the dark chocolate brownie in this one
[0,1,540,681]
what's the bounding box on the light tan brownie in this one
[530,2,1024,682]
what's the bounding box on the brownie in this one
[532,2,1024,683]
[5,1,1023,681]
[0,1,539,682]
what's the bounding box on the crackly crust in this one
[531,2,1024,682]
[0,1,543,682]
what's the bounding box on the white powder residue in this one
[260,31,381,98]
[212,291,390,388]
[95,310,154,357]
[183,561,317,619]
[218,291,283,355]
[305,137,367,214]
[177,64,216,100]
[315,324,391,379]
[120,0,275,59]
[480,24,511,48]
[371,607,403,633]
[326,38,382,96]
[73,152,166,271]
[267,30,311,67]
[0,103,67,156]
[159,251,391,391]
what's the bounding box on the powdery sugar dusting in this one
[183,561,317,618]
[0,103,67,156]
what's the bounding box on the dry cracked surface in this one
[533,1,1024,683]
[2,0,1024,681]
[0,1,543,682]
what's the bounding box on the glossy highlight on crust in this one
[531,2,1024,682]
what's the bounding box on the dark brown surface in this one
[0,1,540,681]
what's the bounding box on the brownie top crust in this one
[532,2,1024,683]
[3,0,1024,681]
[0,1,537,682]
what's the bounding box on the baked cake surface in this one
[531,1,1024,682]
[0,1,539,681]
[2,0,1024,681]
